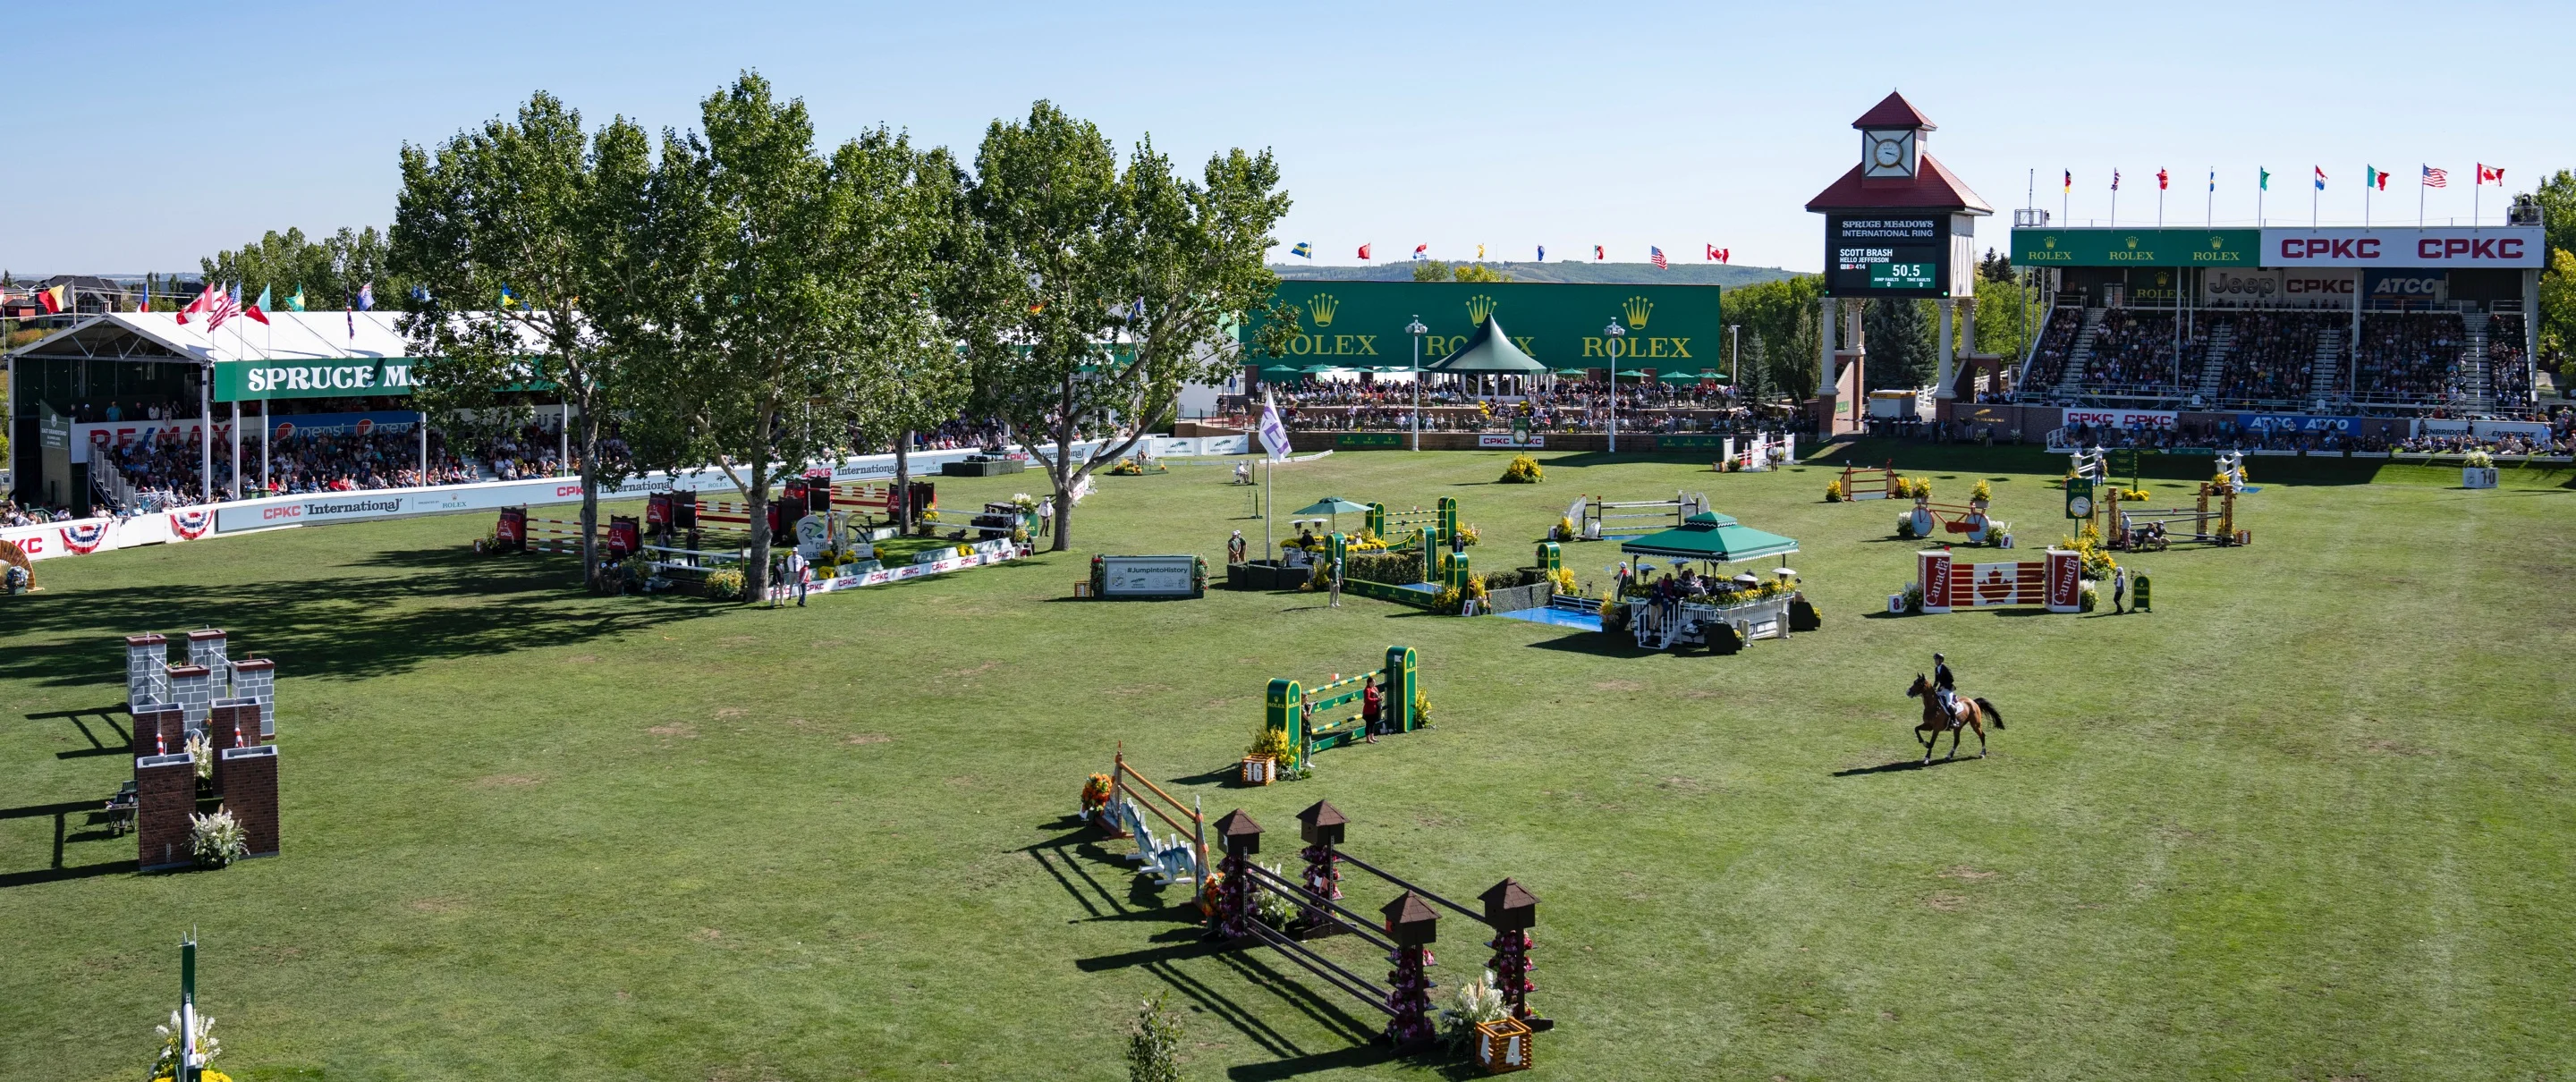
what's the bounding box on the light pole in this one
[1406,315,1428,452]
[1604,321,1625,453]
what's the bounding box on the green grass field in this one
[4,445,2572,1081]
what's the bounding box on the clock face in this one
[1862,131,1914,177]
[2068,495,2093,517]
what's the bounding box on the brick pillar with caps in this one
[186,629,231,685]
[135,752,197,871]
[231,658,276,739]
[1481,877,1548,1029]
[123,634,168,708]
[1210,809,1262,941]
[1294,799,1346,938]
[130,706,186,757]
[210,699,260,749]
[219,745,279,858]
[165,664,214,736]
[1381,892,1440,1049]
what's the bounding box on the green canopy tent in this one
[1293,495,1371,534]
[1427,315,1547,398]
[1619,512,1799,565]
[1657,369,1726,384]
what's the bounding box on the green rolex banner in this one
[1247,281,1723,369]
[2012,228,2261,266]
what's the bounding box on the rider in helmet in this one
[1932,653,1958,716]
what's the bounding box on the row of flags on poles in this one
[1289,241,1730,265]
[2066,164,2505,193]
[173,281,376,335]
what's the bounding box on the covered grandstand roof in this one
[5,311,418,364]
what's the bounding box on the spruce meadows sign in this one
[1248,282,1723,369]
[214,359,415,401]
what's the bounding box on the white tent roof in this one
[4,310,542,364]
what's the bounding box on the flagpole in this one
[2419,172,2426,228]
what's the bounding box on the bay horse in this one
[1904,674,2004,764]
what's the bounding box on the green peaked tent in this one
[1620,511,1799,563]
[1426,315,1547,374]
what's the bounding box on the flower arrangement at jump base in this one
[1906,476,1933,500]
[1499,454,1544,484]
[702,568,746,600]
[1243,725,1291,784]
[2465,451,2495,468]
[1825,479,1844,503]
[151,1009,229,1082]
[1080,773,1114,819]
[191,809,249,868]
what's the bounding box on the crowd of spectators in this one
[60,399,201,423]
[2353,313,2464,403]
[1259,376,1756,434]
[2022,308,2083,386]
[2211,312,2331,404]
[2487,314,2534,407]
[2,500,80,526]
[2080,311,2192,393]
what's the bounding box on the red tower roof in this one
[1805,153,1993,216]
[1852,90,1936,131]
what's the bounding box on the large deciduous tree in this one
[202,226,407,311]
[836,133,974,532]
[961,101,1288,551]
[636,72,918,599]
[390,91,656,589]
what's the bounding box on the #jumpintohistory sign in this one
[1098,555,1201,598]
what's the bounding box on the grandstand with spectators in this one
[2001,207,2547,421]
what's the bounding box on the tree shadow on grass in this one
[0,554,729,690]
[1521,635,1659,659]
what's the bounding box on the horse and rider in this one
[1904,652,2004,764]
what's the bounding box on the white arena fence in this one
[2,435,1243,565]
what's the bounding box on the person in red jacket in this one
[1361,675,1383,743]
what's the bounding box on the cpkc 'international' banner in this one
[1248,282,1722,370]
[2012,228,2262,267]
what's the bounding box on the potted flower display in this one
[2463,451,2499,489]
[1243,726,1290,784]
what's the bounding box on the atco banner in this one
[2259,226,2543,267]
[2363,269,2448,305]
[2241,413,2358,433]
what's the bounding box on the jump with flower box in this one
[1895,479,2012,546]
[117,630,281,872]
[1248,646,1421,782]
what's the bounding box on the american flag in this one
[1648,246,1667,269]
[2421,165,2448,188]
[205,283,242,333]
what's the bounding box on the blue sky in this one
[5,0,2567,275]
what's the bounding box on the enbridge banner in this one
[1249,282,1723,369]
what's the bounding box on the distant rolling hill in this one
[1273,261,1804,287]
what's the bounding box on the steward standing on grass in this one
[2112,565,2128,614]
[1328,555,1343,608]
[1227,530,1247,565]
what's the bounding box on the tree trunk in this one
[893,430,911,531]
[1050,425,1075,552]
[744,412,774,602]
[577,399,604,591]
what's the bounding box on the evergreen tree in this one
[1863,298,1936,392]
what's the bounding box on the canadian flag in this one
[1593,245,1604,260]
[1705,245,1729,263]
[1357,242,1371,260]
[177,284,215,325]
[2477,163,2504,185]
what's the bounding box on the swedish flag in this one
[1291,241,1313,259]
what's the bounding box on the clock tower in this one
[1803,90,1993,435]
